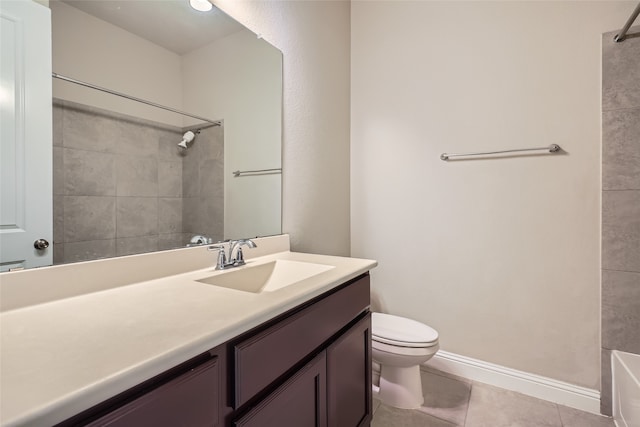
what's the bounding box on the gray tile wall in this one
[182,126,224,243]
[52,100,224,264]
[601,25,640,415]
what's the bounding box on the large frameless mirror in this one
[40,0,282,267]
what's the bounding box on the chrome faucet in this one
[188,235,212,246]
[208,239,257,270]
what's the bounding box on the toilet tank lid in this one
[372,312,439,344]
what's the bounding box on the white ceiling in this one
[60,0,246,55]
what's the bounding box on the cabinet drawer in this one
[86,357,220,427]
[234,274,370,407]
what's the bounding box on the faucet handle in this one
[208,245,227,269]
[235,247,246,265]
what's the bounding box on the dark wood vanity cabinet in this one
[229,273,372,427]
[60,273,371,427]
[232,312,372,427]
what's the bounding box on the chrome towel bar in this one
[440,144,561,161]
[233,168,282,177]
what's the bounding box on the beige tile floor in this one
[372,369,615,427]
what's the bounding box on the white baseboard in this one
[424,350,601,415]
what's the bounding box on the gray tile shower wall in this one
[52,99,224,264]
[602,270,640,353]
[600,348,612,419]
[600,25,640,416]
[602,190,640,271]
[602,28,640,111]
[603,109,640,190]
[181,126,224,242]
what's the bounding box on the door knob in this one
[34,239,50,250]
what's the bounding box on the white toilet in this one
[372,312,439,409]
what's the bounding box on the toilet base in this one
[378,364,424,409]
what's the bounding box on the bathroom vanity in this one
[58,274,371,427]
[0,236,376,427]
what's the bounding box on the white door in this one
[0,0,52,271]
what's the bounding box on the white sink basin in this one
[196,259,335,293]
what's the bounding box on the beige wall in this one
[182,29,282,240]
[351,1,635,389]
[51,1,183,127]
[213,0,352,256]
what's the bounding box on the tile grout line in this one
[601,105,640,113]
[602,267,640,275]
[555,402,565,427]
[462,381,472,427]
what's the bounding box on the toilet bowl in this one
[372,312,439,409]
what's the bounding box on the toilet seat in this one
[372,312,439,348]
[373,339,440,357]
[373,336,438,348]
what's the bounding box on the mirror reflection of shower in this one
[178,129,200,150]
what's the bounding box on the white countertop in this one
[0,250,376,427]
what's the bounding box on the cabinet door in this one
[234,274,369,408]
[87,357,220,427]
[233,352,327,427]
[327,313,372,427]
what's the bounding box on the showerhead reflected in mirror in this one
[44,0,282,267]
[179,130,198,150]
